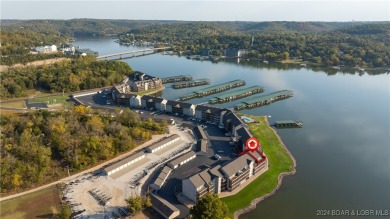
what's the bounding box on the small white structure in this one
[145,134,180,153]
[103,151,145,176]
[130,95,142,108]
[35,45,57,53]
[167,151,197,169]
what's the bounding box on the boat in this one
[274,120,303,128]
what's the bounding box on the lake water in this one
[74,38,390,218]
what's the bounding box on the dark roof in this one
[195,105,224,114]
[141,95,164,102]
[151,194,179,218]
[193,126,207,140]
[196,139,208,153]
[236,126,253,143]
[166,100,194,108]
[168,151,196,167]
[209,165,224,178]
[223,110,244,127]
[115,93,138,99]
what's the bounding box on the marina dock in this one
[209,85,264,104]
[274,120,303,128]
[161,75,192,84]
[234,90,293,110]
[179,80,246,101]
[172,79,210,89]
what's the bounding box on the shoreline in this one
[233,116,297,219]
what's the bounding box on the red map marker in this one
[246,137,260,151]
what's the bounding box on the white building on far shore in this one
[35,45,57,53]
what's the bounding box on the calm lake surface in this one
[74,38,390,218]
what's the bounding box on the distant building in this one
[195,105,227,124]
[35,45,57,53]
[166,100,195,116]
[128,71,163,92]
[145,134,180,153]
[199,48,211,56]
[225,49,246,58]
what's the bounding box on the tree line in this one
[121,22,390,67]
[0,56,132,98]
[0,30,70,66]
[0,106,167,193]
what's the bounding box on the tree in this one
[125,196,151,214]
[59,204,72,219]
[190,194,229,219]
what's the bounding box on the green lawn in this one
[28,95,69,105]
[0,186,61,219]
[221,115,295,218]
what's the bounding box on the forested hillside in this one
[0,57,132,98]
[0,107,166,193]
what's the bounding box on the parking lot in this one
[61,124,195,219]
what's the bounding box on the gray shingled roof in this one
[194,126,207,140]
[197,139,208,153]
[151,194,179,217]
[168,151,196,167]
[221,154,253,177]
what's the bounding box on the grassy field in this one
[221,115,295,218]
[29,95,69,105]
[0,186,61,219]
[0,101,26,109]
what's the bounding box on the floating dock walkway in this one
[179,80,246,101]
[274,120,303,128]
[234,90,293,110]
[161,75,192,84]
[172,79,210,89]
[209,85,264,104]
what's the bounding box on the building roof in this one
[193,126,207,140]
[194,80,245,94]
[168,151,196,167]
[195,105,224,114]
[223,110,244,127]
[104,151,145,173]
[161,75,192,80]
[161,166,173,175]
[116,93,138,99]
[146,134,180,151]
[236,126,253,142]
[141,95,165,103]
[166,100,194,109]
[151,194,180,218]
[209,165,224,178]
[187,168,213,189]
[238,90,293,105]
[221,154,253,177]
[196,139,208,153]
[173,78,210,86]
[210,86,264,101]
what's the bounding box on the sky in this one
[1,0,389,21]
